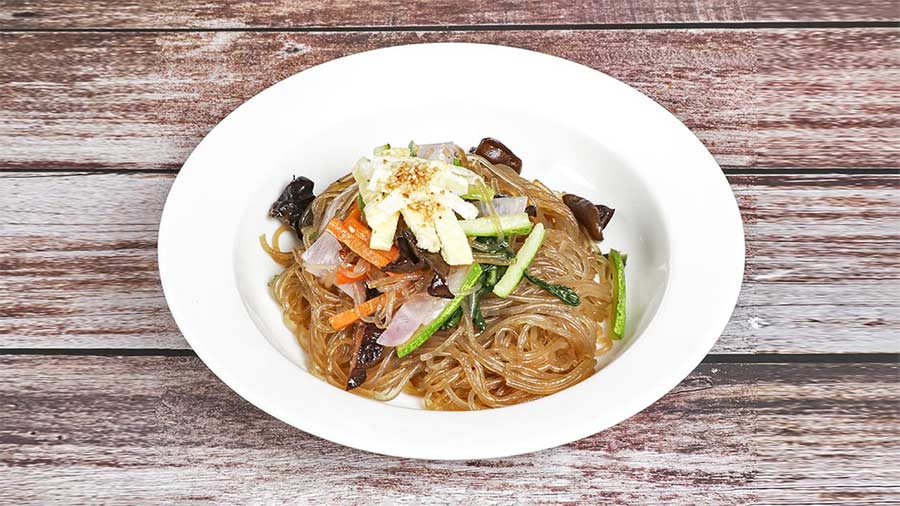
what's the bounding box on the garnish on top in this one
[352,143,486,265]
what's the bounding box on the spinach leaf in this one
[523,272,581,306]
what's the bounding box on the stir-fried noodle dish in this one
[261,138,626,410]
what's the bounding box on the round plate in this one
[159,43,744,459]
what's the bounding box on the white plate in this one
[159,43,744,460]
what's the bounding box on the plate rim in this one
[158,42,745,460]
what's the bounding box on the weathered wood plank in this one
[1,172,897,352]
[0,356,896,504]
[0,0,896,29]
[733,174,900,282]
[0,29,897,170]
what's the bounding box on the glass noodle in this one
[262,156,615,410]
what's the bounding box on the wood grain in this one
[1,29,897,171]
[1,1,896,501]
[0,355,896,505]
[0,0,896,29]
[2,172,897,352]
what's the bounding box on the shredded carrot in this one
[329,293,388,331]
[345,204,362,224]
[326,218,399,268]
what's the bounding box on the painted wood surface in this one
[1,29,898,171]
[2,172,897,352]
[2,5,898,502]
[0,356,896,505]
[1,0,896,28]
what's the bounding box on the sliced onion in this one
[478,196,527,217]
[416,142,465,163]
[347,257,369,277]
[446,266,471,295]
[376,293,449,347]
[338,281,366,306]
[301,231,343,277]
[318,182,358,234]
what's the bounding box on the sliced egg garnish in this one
[353,153,482,265]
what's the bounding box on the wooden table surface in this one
[1,2,898,504]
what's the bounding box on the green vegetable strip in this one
[484,264,499,287]
[440,308,462,330]
[396,264,483,357]
[471,300,487,331]
[474,237,516,258]
[523,272,581,306]
[493,223,545,298]
[609,249,626,340]
[461,179,495,202]
[470,264,497,332]
[457,213,533,237]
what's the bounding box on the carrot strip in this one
[345,204,362,224]
[344,213,397,260]
[329,293,388,331]
[335,261,369,284]
[326,218,399,267]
